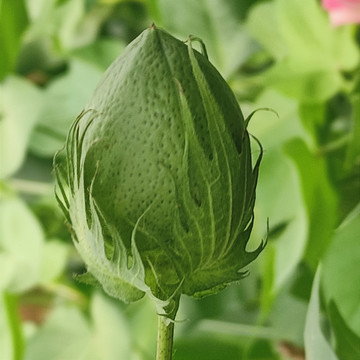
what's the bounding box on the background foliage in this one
[1,0,359,359]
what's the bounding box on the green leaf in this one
[154,0,257,78]
[304,267,338,360]
[175,334,242,360]
[24,305,92,360]
[72,39,125,70]
[245,89,309,150]
[39,239,69,284]
[0,195,45,293]
[322,203,360,334]
[251,148,308,300]
[26,0,105,52]
[0,293,23,360]
[29,59,102,157]
[246,0,359,101]
[86,292,132,360]
[345,93,360,170]
[0,76,43,178]
[0,0,28,80]
[265,60,341,102]
[247,91,309,298]
[284,138,338,269]
[246,2,287,61]
[328,300,360,360]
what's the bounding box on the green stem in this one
[156,316,175,360]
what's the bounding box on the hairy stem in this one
[156,316,175,360]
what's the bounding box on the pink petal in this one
[329,5,360,25]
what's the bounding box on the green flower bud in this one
[54,25,264,319]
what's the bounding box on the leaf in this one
[345,93,360,170]
[304,267,338,360]
[0,293,23,360]
[72,39,125,70]
[39,239,69,284]
[86,292,132,360]
[251,148,308,302]
[247,91,309,299]
[26,0,105,52]
[284,138,338,269]
[246,0,359,101]
[265,60,341,102]
[0,0,28,80]
[246,2,287,61]
[322,203,360,334]
[154,0,257,78]
[245,89,309,150]
[0,76,43,178]
[0,195,45,293]
[24,305,92,360]
[174,334,242,360]
[29,59,102,157]
[328,300,360,360]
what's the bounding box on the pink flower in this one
[322,0,360,26]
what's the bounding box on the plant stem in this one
[156,315,175,360]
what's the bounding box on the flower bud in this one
[55,25,264,318]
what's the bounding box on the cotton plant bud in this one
[54,25,265,319]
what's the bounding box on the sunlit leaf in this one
[0,0,28,80]
[26,0,106,52]
[247,91,308,300]
[24,305,92,360]
[0,76,43,178]
[39,239,69,284]
[86,292,132,360]
[154,0,257,78]
[0,195,44,293]
[29,59,102,157]
[0,293,23,360]
[246,0,359,101]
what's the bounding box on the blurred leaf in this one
[39,240,69,284]
[246,2,287,61]
[0,195,45,293]
[85,292,132,360]
[72,39,125,70]
[154,0,257,78]
[284,139,338,269]
[251,149,308,306]
[267,281,308,345]
[345,93,360,170]
[322,203,360,334]
[26,0,108,53]
[246,0,359,101]
[29,59,102,157]
[25,305,92,360]
[247,91,309,300]
[328,300,360,360]
[0,0,28,80]
[126,297,157,357]
[265,60,341,102]
[304,267,338,360]
[299,102,326,146]
[0,293,23,360]
[245,89,309,150]
[175,334,242,360]
[0,76,43,178]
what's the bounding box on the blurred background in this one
[1,0,360,359]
